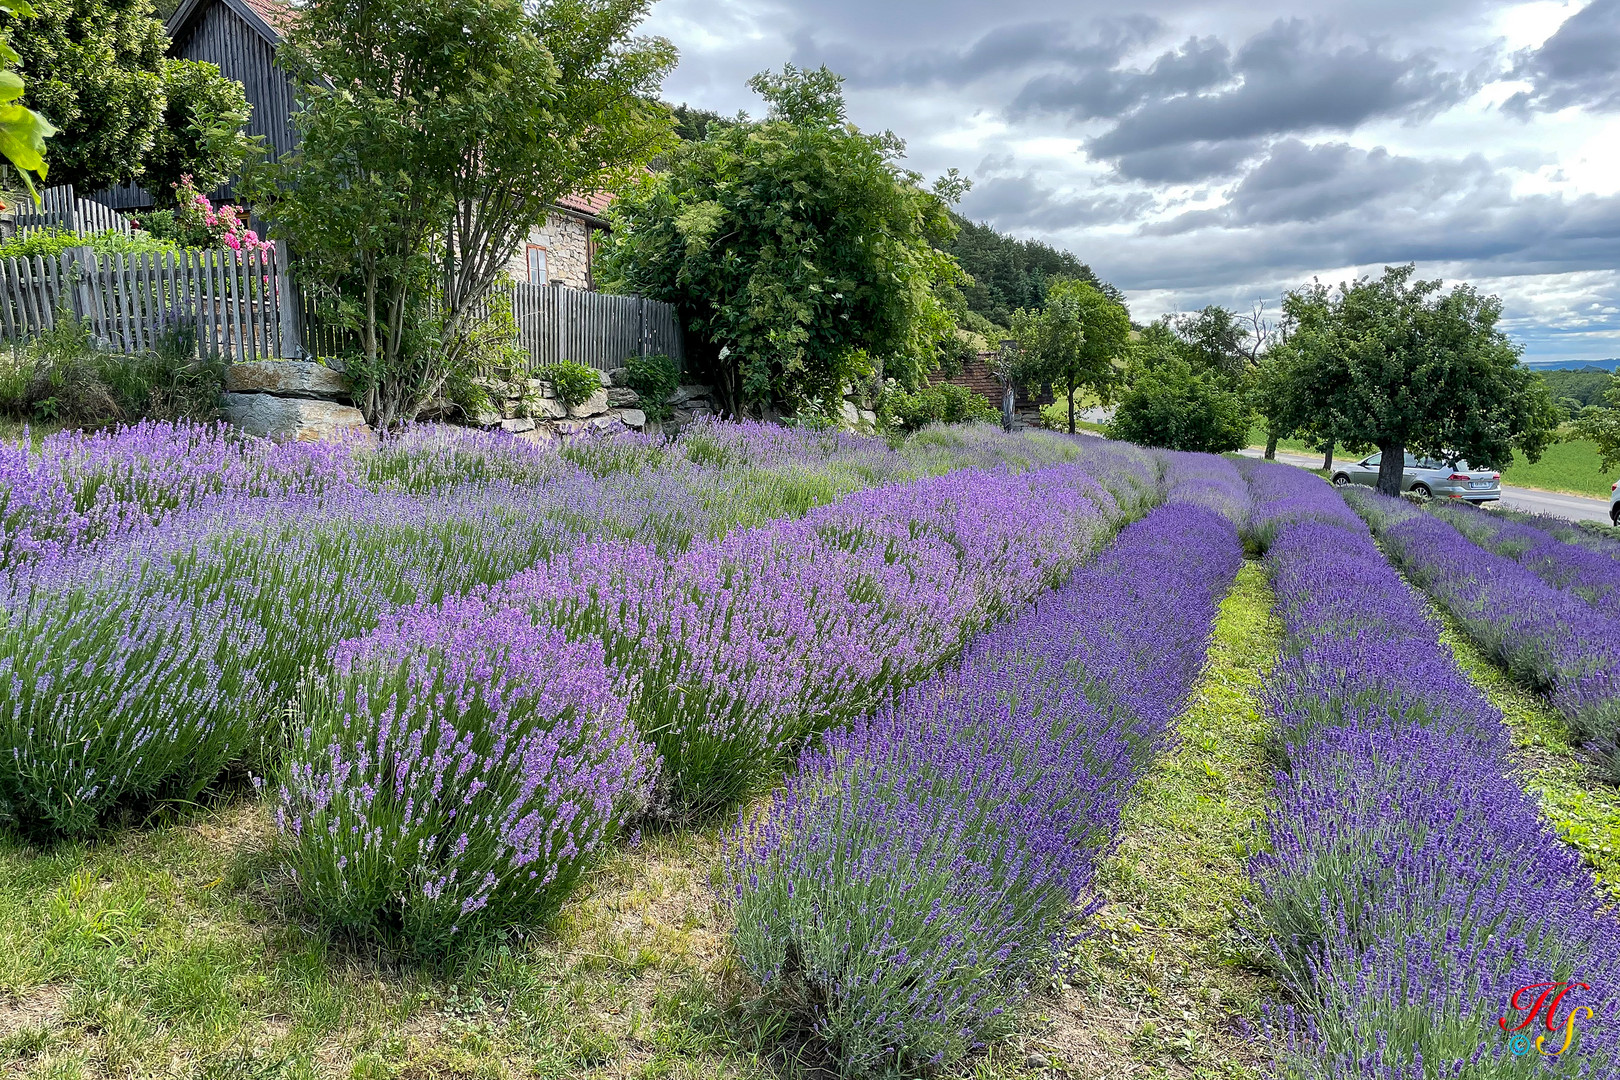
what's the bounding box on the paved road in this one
[1237,448,1614,525]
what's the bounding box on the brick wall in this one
[944,355,1054,423]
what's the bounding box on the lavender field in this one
[0,420,1615,1079]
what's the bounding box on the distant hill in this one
[1527,358,1620,372]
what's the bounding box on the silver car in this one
[1331,452,1502,503]
[1610,481,1618,526]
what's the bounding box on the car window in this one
[1415,457,1442,469]
[1403,454,1420,467]
[1364,453,1382,467]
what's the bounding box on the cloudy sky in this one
[642,0,1620,363]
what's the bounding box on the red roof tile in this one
[241,0,296,36]
[554,190,616,218]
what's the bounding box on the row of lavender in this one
[1428,499,1620,617]
[1245,461,1620,1077]
[1,419,1143,838]
[1344,488,1620,780]
[271,446,1171,949]
[721,459,1250,1075]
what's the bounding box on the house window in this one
[526,244,548,283]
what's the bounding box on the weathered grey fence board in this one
[0,246,294,361]
[14,185,133,236]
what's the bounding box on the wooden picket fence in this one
[13,185,133,237]
[508,282,682,374]
[304,281,684,377]
[0,244,298,361]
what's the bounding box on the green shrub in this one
[538,361,603,410]
[879,380,998,433]
[0,227,181,261]
[1106,358,1251,453]
[0,312,223,427]
[621,353,679,423]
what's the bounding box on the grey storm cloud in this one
[956,174,1156,231]
[1082,20,1470,167]
[1008,35,1231,121]
[1504,0,1620,116]
[790,16,1161,91]
[646,0,1620,359]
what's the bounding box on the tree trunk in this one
[1377,441,1406,497]
[1002,386,1015,432]
[1265,431,1279,460]
[1067,373,1076,434]
[1321,444,1335,471]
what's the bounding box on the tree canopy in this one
[1273,265,1557,495]
[1105,349,1250,454]
[598,64,962,416]
[262,0,675,429]
[1011,277,1130,434]
[7,0,248,194]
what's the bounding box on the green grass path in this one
[1032,561,1280,1078]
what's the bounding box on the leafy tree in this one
[946,215,1118,327]
[1010,277,1129,434]
[1106,353,1250,453]
[1571,376,1620,471]
[143,59,252,198]
[599,64,962,416]
[0,0,54,198]
[6,0,248,194]
[669,102,734,142]
[1166,305,1259,380]
[262,0,675,430]
[1277,265,1558,496]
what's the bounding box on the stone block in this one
[604,367,629,388]
[615,408,647,430]
[530,397,567,419]
[568,388,611,418]
[607,386,641,407]
[840,399,860,427]
[669,384,714,405]
[220,393,374,444]
[500,417,536,433]
[224,361,351,399]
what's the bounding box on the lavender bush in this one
[1245,460,1620,1078]
[452,463,1126,815]
[1,420,1147,839]
[274,599,653,950]
[1428,499,1620,617]
[726,492,1245,1076]
[1345,487,1620,777]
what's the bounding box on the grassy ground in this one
[1439,620,1620,901]
[1500,437,1615,498]
[0,801,776,1080]
[1034,561,1280,1079]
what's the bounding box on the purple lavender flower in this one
[1247,461,1620,1079]
[726,482,1246,1076]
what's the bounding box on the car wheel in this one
[1612,507,1619,527]
[1412,483,1433,500]
[1331,473,1350,487]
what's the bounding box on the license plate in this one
[1468,481,1493,490]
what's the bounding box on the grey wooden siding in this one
[175,1,296,165]
[93,0,295,209]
